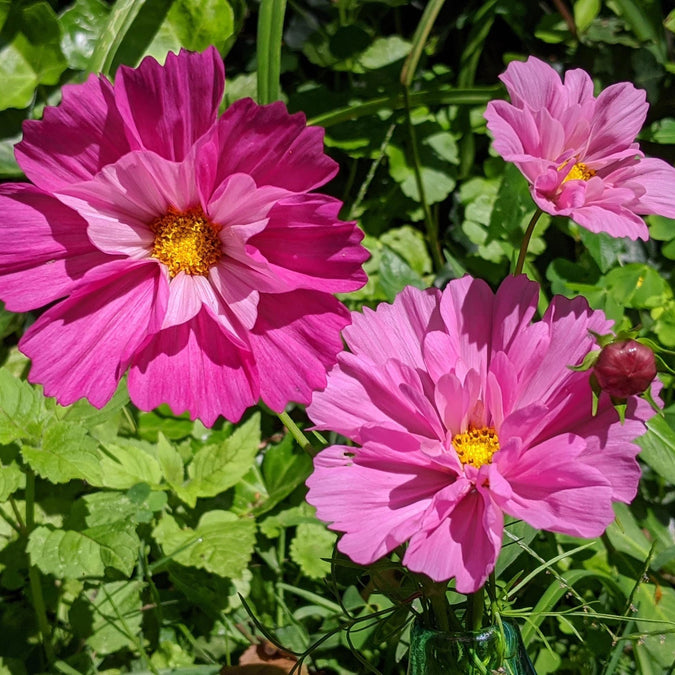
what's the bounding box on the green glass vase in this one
[407,618,537,674]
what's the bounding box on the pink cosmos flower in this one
[306,276,657,593]
[0,47,368,425]
[484,56,675,241]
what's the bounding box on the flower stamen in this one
[559,160,596,183]
[452,426,500,469]
[150,207,222,278]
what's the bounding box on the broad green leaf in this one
[633,585,675,669]
[99,439,163,489]
[59,0,110,69]
[60,380,129,431]
[70,580,143,654]
[637,414,675,484]
[358,35,410,70]
[380,226,432,277]
[0,369,49,444]
[156,433,185,487]
[605,263,671,310]
[152,511,255,578]
[174,413,260,507]
[78,487,166,528]
[0,135,22,178]
[20,421,103,485]
[378,247,426,301]
[259,502,317,538]
[605,502,651,563]
[28,522,139,578]
[0,459,24,502]
[289,523,336,579]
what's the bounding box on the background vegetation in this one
[0,0,674,673]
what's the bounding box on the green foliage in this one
[1,0,675,672]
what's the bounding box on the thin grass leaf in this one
[257,0,287,104]
[400,0,446,87]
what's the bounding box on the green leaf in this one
[257,0,287,103]
[574,0,601,33]
[0,459,24,502]
[380,225,433,276]
[633,584,675,669]
[637,414,675,484]
[605,263,671,310]
[289,522,336,579]
[174,413,260,507]
[378,246,426,301]
[59,0,110,69]
[20,421,103,485]
[152,511,255,578]
[605,502,652,563]
[259,502,317,538]
[358,35,410,71]
[70,580,143,654]
[28,522,139,578]
[99,439,163,489]
[78,487,166,528]
[156,432,185,487]
[0,369,49,444]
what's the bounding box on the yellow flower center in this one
[150,207,222,278]
[451,426,500,469]
[559,160,596,183]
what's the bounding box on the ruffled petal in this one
[307,431,451,565]
[249,290,351,411]
[405,487,502,592]
[15,74,131,190]
[195,98,338,194]
[0,184,113,311]
[248,193,368,293]
[492,433,614,537]
[20,260,167,408]
[114,47,224,161]
[128,306,257,426]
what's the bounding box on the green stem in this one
[25,469,55,665]
[467,587,485,631]
[514,208,543,276]
[402,87,444,273]
[277,411,316,456]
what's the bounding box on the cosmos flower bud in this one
[594,339,657,398]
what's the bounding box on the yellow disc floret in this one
[451,426,500,469]
[559,160,596,183]
[150,207,222,278]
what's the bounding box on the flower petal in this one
[128,307,257,426]
[20,260,167,408]
[15,74,131,190]
[0,184,113,311]
[114,47,224,161]
[249,290,351,411]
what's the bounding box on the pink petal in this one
[195,98,338,194]
[343,285,442,369]
[114,47,224,161]
[491,434,614,537]
[307,432,452,565]
[617,157,675,219]
[249,290,351,411]
[128,306,257,425]
[564,203,649,241]
[491,275,540,353]
[586,83,648,161]
[248,194,368,293]
[404,487,502,592]
[20,261,167,408]
[0,184,113,311]
[499,57,567,114]
[15,74,131,191]
[57,150,200,258]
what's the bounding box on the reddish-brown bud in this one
[593,339,657,398]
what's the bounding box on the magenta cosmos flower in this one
[306,276,656,593]
[484,56,675,240]
[0,47,368,425]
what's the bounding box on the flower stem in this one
[467,586,485,631]
[277,411,317,457]
[25,468,55,665]
[514,208,543,276]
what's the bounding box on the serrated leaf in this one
[289,523,336,579]
[259,503,317,538]
[174,413,260,507]
[156,433,185,487]
[380,225,432,276]
[20,421,103,485]
[71,580,143,655]
[152,511,255,578]
[99,439,163,489]
[0,369,49,444]
[79,487,166,528]
[28,522,139,578]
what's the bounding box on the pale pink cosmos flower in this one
[306,276,657,593]
[0,47,368,425]
[484,56,675,240]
